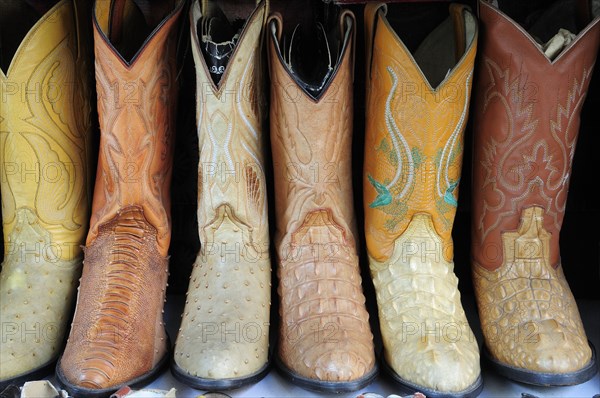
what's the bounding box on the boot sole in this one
[275,355,378,393]
[381,358,484,398]
[170,358,270,391]
[54,351,169,398]
[0,358,57,390]
[483,341,598,386]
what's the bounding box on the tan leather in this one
[0,0,92,382]
[363,3,481,393]
[173,0,272,381]
[269,10,376,384]
[58,0,184,390]
[472,0,599,375]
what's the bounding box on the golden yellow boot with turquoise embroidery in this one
[0,0,92,387]
[363,3,481,397]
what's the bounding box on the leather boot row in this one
[0,0,598,397]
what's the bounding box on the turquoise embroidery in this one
[444,179,460,206]
[368,175,392,208]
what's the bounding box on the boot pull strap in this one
[449,3,466,63]
[258,0,269,68]
[265,12,283,83]
[109,0,126,43]
[364,2,386,80]
[340,9,356,83]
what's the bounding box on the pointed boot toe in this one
[385,334,482,396]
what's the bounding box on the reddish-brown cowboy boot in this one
[472,0,599,386]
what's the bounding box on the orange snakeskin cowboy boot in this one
[0,0,92,387]
[364,3,481,397]
[472,0,599,386]
[268,1,377,392]
[171,0,272,390]
[55,0,184,396]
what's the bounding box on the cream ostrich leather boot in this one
[472,0,600,386]
[171,0,272,391]
[0,0,92,387]
[268,2,377,393]
[363,3,481,397]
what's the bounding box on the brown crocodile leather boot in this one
[268,1,377,393]
[364,3,481,397]
[55,0,184,396]
[472,0,599,386]
[171,0,271,391]
[0,0,93,388]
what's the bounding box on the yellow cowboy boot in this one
[172,0,272,390]
[0,0,92,387]
[472,0,599,386]
[364,3,481,397]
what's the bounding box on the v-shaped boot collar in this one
[365,3,478,93]
[93,0,185,69]
[479,0,600,66]
[190,0,267,96]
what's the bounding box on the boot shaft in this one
[472,0,600,271]
[268,8,357,249]
[363,3,477,263]
[191,0,270,250]
[0,0,92,261]
[88,0,185,256]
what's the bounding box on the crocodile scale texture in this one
[363,3,481,393]
[268,10,377,385]
[472,1,600,376]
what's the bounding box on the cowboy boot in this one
[0,0,93,387]
[55,0,184,395]
[363,3,481,397]
[268,2,377,392]
[472,0,600,386]
[171,0,271,390]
